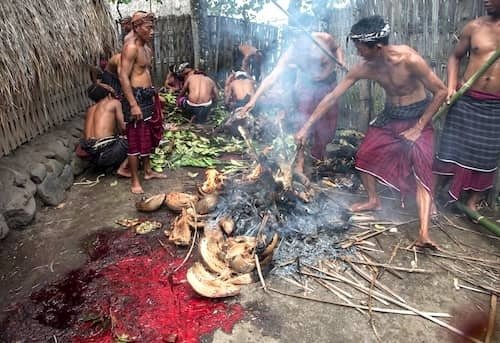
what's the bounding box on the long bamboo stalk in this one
[433,50,500,124]
[485,295,497,343]
[347,259,435,274]
[454,202,500,236]
[268,287,451,317]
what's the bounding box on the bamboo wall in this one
[202,16,280,82]
[152,15,195,86]
[0,66,90,157]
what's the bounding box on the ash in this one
[208,178,352,275]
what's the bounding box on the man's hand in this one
[294,126,309,146]
[131,104,143,121]
[400,126,423,142]
[446,88,457,105]
[241,100,255,114]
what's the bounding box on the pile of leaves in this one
[150,130,247,171]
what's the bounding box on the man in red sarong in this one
[242,14,345,183]
[119,11,166,194]
[434,0,500,211]
[296,16,447,249]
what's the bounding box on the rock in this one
[50,140,71,163]
[45,159,64,177]
[71,156,91,176]
[37,172,65,206]
[30,163,47,184]
[56,137,70,148]
[0,214,9,239]
[3,193,36,228]
[60,165,74,190]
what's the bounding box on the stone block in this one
[30,163,47,184]
[37,172,65,206]
[60,165,74,190]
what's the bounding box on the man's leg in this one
[466,191,482,212]
[116,159,131,178]
[414,181,438,249]
[144,157,167,180]
[350,172,382,212]
[128,155,144,194]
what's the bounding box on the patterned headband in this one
[350,23,391,42]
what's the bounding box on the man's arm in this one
[113,100,126,133]
[400,53,447,142]
[328,35,346,69]
[447,22,474,101]
[119,43,141,120]
[295,67,361,144]
[242,49,293,112]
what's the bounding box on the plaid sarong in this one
[371,96,431,127]
[437,94,500,172]
[121,87,155,123]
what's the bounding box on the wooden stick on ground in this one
[485,294,498,343]
[268,287,451,317]
[347,259,436,274]
[314,278,366,316]
[255,254,267,292]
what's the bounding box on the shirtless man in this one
[178,70,218,123]
[434,0,500,211]
[78,84,129,176]
[242,16,345,183]
[295,16,447,249]
[224,71,255,111]
[119,11,165,194]
[237,44,264,81]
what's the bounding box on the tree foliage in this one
[207,0,269,21]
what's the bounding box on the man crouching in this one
[77,84,129,177]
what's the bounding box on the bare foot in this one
[144,171,168,180]
[413,238,440,251]
[117,169,131,178]
[131,185,144,194]
[293,169,310,187]
[466,200,478,212]
[349,200,382,212]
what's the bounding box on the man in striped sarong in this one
[434,0,500,211]
[295,16,447,249]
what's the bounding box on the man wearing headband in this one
[77,84,129,177]
[224,71,255,111]
[434,0,500,211]
[119,11,166,194]
[242,14,345,184]
[296,15,447,250]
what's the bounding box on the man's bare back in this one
[183,74,217,104]
[84,98,125,139]
[230,78,255,100]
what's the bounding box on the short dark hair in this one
[350,15,390,47]
[87,84,111,103]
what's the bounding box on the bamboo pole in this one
[485,295,497,343]
[433,50,500,124]
[454,202,500,236]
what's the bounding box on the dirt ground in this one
[0,167,499,342]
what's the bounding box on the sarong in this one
[231,94,251,111]
[355,97,434,200]
[122,87,157,156]
[79,136,128,168]
[294,72,338,160]
[181,98,213,123]
[434,89,500,200]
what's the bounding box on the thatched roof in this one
[0,0,117,113]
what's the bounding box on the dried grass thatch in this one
[0,0,117,157]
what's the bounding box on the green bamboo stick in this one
[455,202,500,236]
[433,50,500,124]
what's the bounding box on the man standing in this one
[77,84,129,177]
[119,11,166,194]
[178,70,218,123]
[242,15,345,183]
[296,16,447,249]
[434,0,500,211]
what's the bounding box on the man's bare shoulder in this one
[122,40,139,55]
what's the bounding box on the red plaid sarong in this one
[126,120,153,156]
